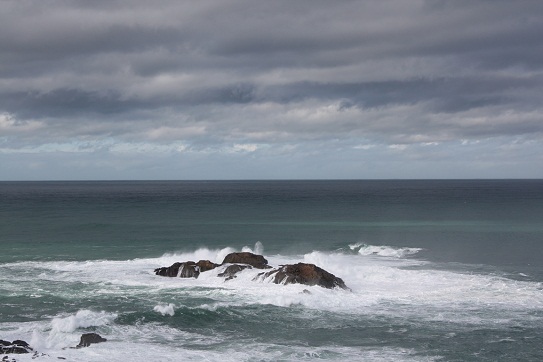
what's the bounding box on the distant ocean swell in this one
[1,242,542,361]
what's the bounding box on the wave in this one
[153,303,176,316]
[1,242,543,361]
[348,242,422,258]
[2,243,542,325]
[26,310,118,352]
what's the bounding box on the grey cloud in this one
[1,0,543,179]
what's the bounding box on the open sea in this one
[1,180,542,361]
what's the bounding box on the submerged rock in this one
[258,263,349,290]
[76,333,107,348]
[0,339,33,354]
[221,252,270,269]
[154,260,219,278]
[218,264,251,280]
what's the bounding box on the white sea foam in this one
[0,331,435,362]
[153,303,176,316]
[25,310,118,351]
[1,242,543,361]
[2,243,542,317]
[1,311,436,362]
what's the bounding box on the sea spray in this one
[154,303,176,316]
[28,310,117,351]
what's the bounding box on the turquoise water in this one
[1,180,542,361]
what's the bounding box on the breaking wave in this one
[348,242,422,258]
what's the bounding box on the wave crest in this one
[154,303,176,316]
[349,243,422,258]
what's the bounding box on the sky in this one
[1,0,543,180]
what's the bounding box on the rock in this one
[218,264,251,280]
[76,333,107,348]
[258,263,349,290]
[154,260,218,278]
[221,252,270,269]
[175,262,200,278]
[0,339,33,354]
[196,260,219,272]
[154,262,183,277]
[10,341,29,350]
[152,254,349,291]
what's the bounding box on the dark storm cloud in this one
[1,0,543,148]
[0,89,133,118]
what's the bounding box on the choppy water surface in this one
[1,180,542,361]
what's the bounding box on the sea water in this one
[0,180,542,361]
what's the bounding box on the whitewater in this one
[1,241,542,361]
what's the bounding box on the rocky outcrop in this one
[76,333,107,348]
[257,263,349,290]
[221,252,270,269]
[154,253,267,279]
[0,340,32,354]
[154,260,219,278]
[153,253,349,290]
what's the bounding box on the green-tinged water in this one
[1,180,542,361]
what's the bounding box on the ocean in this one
[0,180,542,361]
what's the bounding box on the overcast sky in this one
[1,0,542,180]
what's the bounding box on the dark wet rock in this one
[221,252,270,269]
[76,333,107,348]
[257,263,349,290]
[218,264,251,280]
[175,262,200,278]
[154,262,183,277]
[154,260,218,278]
[0,339,33,354]
[196,260,220,272]
[152,254,349,291]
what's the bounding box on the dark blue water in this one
[1,180,542,271]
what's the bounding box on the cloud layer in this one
[1,0,542,179]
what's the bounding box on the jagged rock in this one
[257,263,349,290]
[221,252,270,269]
[218,264,251,280]
[0,339,33,354]
[154,260,218,278]
[76,333,107,348]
